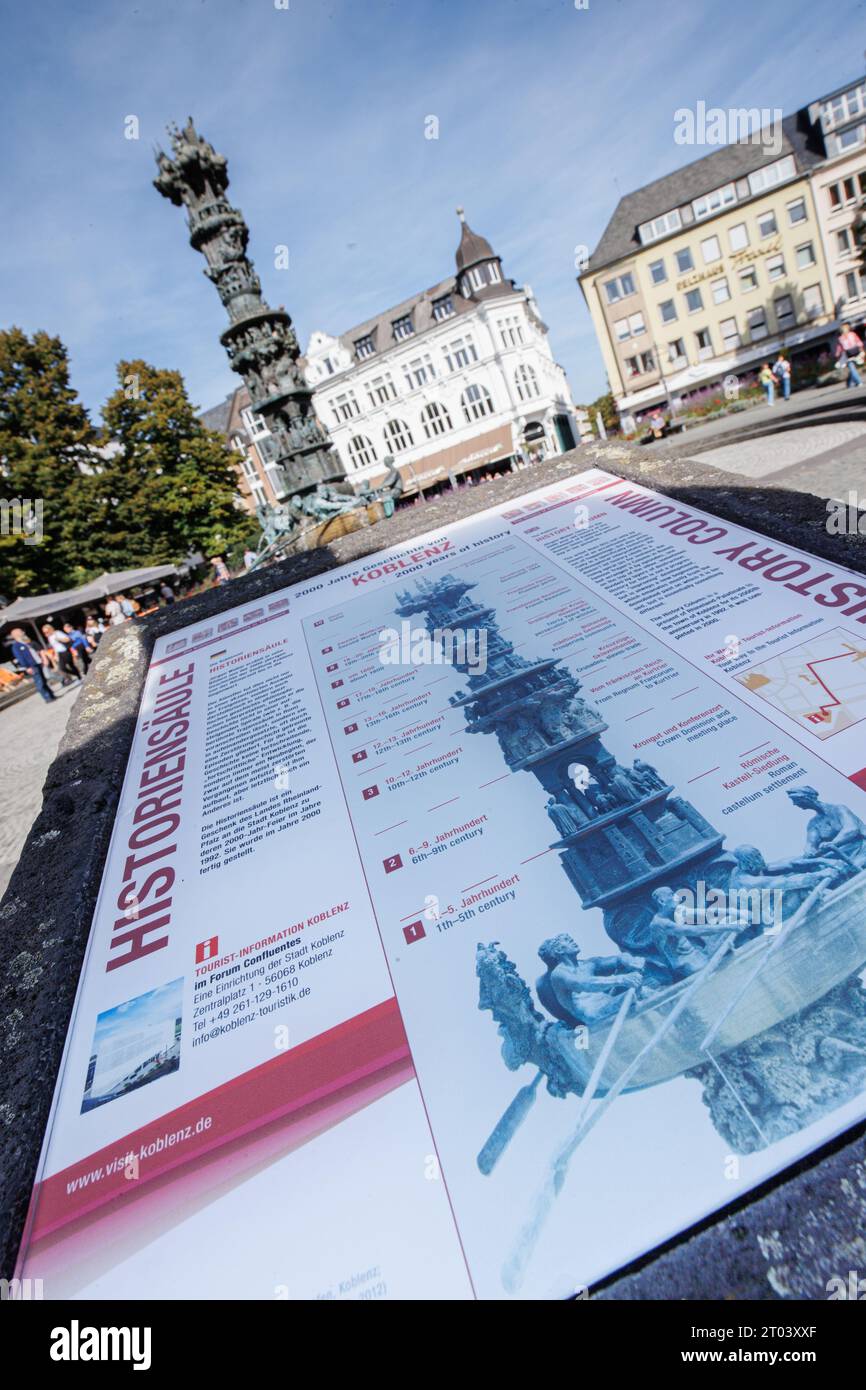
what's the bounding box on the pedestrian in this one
[9,627,56,702]
[210,555,230,585]
[42,623,81,684]
[160,581,176,604]
[243,548,257,571]
[835,322,864,388]
[105,595,124,626]
[773,353,792,401]
[118,593,137,619]
[758,362,777,405]
[84,615,102,645]
[63,621,94,674]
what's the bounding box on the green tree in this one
[0,327,96,597]
[90,360,254,572]
[580,390,620,436]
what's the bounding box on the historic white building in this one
[205,213,587,513]
[301,212,587,496]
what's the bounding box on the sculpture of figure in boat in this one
[536,934,643,1027]
[787,785,866,872]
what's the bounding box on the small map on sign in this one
[735,627,866,740]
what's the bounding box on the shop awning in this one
[368,422,515,495]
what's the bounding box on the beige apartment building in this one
[809,77,866,325]
[580,110,839,422]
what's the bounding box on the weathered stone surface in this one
[2,441,864,1291]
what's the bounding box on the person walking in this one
[758,362,777,405]
[63,621,94,674]
[84,615,103,645]
[210,555,230,585]
[160,581,176,605]
[8,628,56,702]
[773,353,792,401]
[42,623,81,684]
[835,322,864,388]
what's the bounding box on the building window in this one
[367,374,398,407]
[685,288,703,314]
[404,355,436,389]
[241,407,269,439]
[624,351,655,377]
[321,356,335,376]
[432,295,454,321]
[747,308,768,341]
[821,83,866,130]
[466,266,487,292]
[695,328,713,360]
[614,318,631,342]
[445,337,478,371]
[845,270,866,301]
[738,266,759,292]
[746,155,795,196]
[837,126,865,152]
[638,209,682,244]
[354,334,376,360]
[728,222,749,252]
[420,401,452,438]
[692,183,736,220]
[659,298,678,323]
[461,383,495,421]
[603,272,636,303]
[487,261,502,284]
[332,391,361,423]
[629,311,646,335]
[796,242,816,269]
[701,235,722,264]
[384,418,413,452]
[757,209,778,238]
[514,363,541,401]
[675,247,693,273]
[720,317,741,350]
[786,197,807,226]
[499,315,525,348]
[837,228,853,255]
[392,314,415,342]
[711,277,731,304]
[667,338,687,365]
[774,295,795,329]
[346,435,377,469]
[803,285,825,319]
[765,254,786,281]
[649,258,667,285]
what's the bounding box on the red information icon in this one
[344,722,358,735]
[314,619,324,628]
[331,679,344,689]
[321,646,333,655]
[362,785,379,800]
[196,936,219,964]
[326,663,338,673]
[403,921,426,945]
[383,854,403,874]
[336,698,350,709]
[352,749,367,763]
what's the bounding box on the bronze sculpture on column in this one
[154,119,400,551]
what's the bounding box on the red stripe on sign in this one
[849,767,866,793]
[26,998,409,1244]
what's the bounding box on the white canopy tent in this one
[0,565,178,633]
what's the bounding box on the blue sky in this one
[1,0,863,420]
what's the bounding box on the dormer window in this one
[392,314,415,341]
[465,266,487,292]
[692,183,736,221]
[638,209,682,245]
[354,334,375,360]
[432,295,454,321]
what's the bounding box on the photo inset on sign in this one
[81,980,183,1114]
